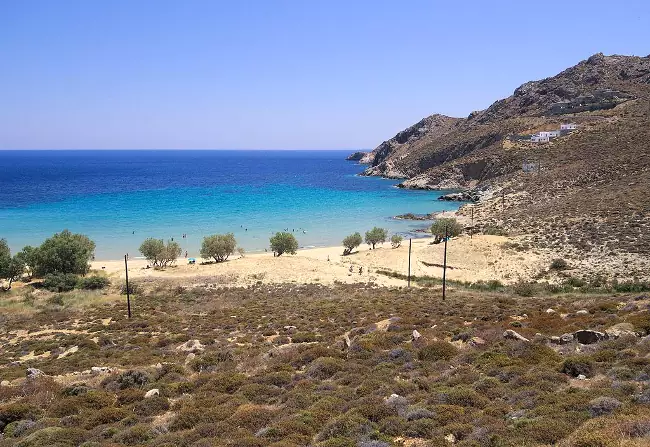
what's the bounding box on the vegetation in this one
[32,230,95,276]
[364,227,387,249]
[200,233,237,262]
[342,232,362,255]
[0,239,25,290]
[269,232,298,256]
[430,218,463,238]
[1,281,650,446]
[390,234,403,248]
[139,238,182,267]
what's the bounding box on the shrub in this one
[103,370,150,390]
[42,273,79,292]
[588,397,622,417]
[405,407,434,421]
[342,233,363,255]
[112,424,155,445]
[139,238,181,267]
[133,396,170,417]
[78,275,110,290]
[200,233,237,262]
[550,258,569,270]
[512,281,537,297]
[431,218,463,238]
[0,403,42,432]
[32,230,95,276]
[390,235,403,248]
[307,357,345,379]
[83,407,130,428]
[365,227,387,249]
[418,341,459,362]
[0,239,25,290]
[11,426,86,447]
[270,232,299,256]
[120,281,142,295]
[229,404,277,431]
[189,350,234,372]
[562,357,595,378]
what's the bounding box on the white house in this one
[531,135,550,143]
[561,123,577,130]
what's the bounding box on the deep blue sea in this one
[0,150,458,259]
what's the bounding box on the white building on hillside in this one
[531,134,550,143]
[561,123,578,130]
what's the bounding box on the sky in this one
[1,0,649,150]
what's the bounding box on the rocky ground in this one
[2,281,650,446]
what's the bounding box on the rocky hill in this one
[362,53,650,190]
[362,53,650,272]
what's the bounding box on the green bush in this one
[431,218,463,238]
[78,275,110,290]
[42,273,79,292]
[418,341,459,362]
[270,232,299,256]
[139,238,181,267]
[513,281,537,297]
[390,235,403,248]
[562,357,595,378]
[32,230,95,276]
[200,233,237,262]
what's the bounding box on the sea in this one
[0,150,458,260]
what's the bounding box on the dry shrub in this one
[229,404,278,431]
[418,341,459,362]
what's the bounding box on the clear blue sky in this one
[1,0,649,150]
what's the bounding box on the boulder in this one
[0,380,10,386]
[560,333,574,344]
[176,340,205,353]
[503,330,529,342]
[545,308,556,314]
[185,353,196,365]
[144,388,160,398]
[622,302,639,312]
[411,330,422,341]
[575,310,589,316]
[605,323,638,338]
[91,366,113,374]
[26,368,44,379]
[574,330,608,344]
[468,337,486,347]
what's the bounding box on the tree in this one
[33,230,95,276]
[365,227,387,249]
[15,246,38,280]
[237,247,245,258]
[0,239,26,290]
[139,238,165,266]
[430,218,463,239]
[342,232,362,255]
[139,238,181,267]
[270,232,298,256]
[200,233,237,263]
[391,235,403,248]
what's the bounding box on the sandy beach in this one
[91,233,550,288]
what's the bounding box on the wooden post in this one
[124,254,131,319]
[442,226,448,301]
[407,239,412,288]
[470,207,474,239]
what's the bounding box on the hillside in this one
[361,53,650,191]
[2,280,650,447]
[360,54,650,273]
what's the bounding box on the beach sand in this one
[91,234,549,288]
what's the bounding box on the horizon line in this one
[0,148,369,151]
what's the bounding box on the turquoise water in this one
[0,150,458,259]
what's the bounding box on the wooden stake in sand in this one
[124,254,132,319]
[408,239,412,288]
[442,226,448,301]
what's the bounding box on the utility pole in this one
[407,239,412,288]
[442,226,448,301]
[124,254,131,319]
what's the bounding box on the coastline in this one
[90,229,550,288]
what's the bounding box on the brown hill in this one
[363,53,650,274]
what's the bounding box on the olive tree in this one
[0,239,26,290]
[200,233,236,262]
[33,230,95,276]
[342,232,362,256]
[270,232,298,256]
[140,238,182,267]
[391,234,403,248]
[365,227,387,249]
[430,218,463,238]
[15,246,38,280]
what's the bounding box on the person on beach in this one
[359,266,363,275]
[185,251,188,258]
[349,265,353,273]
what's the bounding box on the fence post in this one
[124,254,131,319]
[407,239,412,288]
[442,226,448,301]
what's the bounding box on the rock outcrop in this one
[345,151,369,162]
